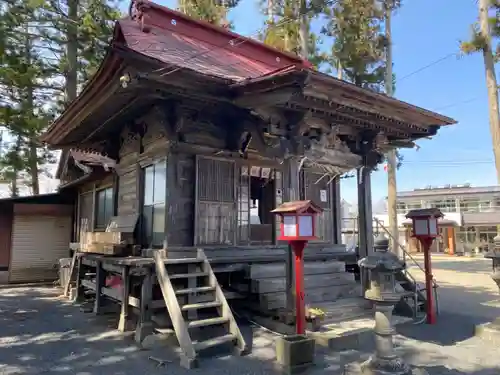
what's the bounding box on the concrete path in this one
[0,256,498,375]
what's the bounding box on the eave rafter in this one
[287,95,433,139]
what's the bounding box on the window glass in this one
[144,166,155,206]
[95,187,114,229]
[153,161,167,204]
[142,161,167,248]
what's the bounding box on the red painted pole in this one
[421,237,436,325]
[292,240,307,335]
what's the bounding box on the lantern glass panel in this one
[413,218,428,236]
[428,217,438,236]
[298,215,313,237]
[283,215,297,237]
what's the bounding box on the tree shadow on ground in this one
[2,286,500,375]
[0,286,371,375]
[396,280,500,346]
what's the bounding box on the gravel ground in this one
[0,255,498,375]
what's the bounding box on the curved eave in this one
[306,71,457,127]
[40,45,125,145]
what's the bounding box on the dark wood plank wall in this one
[109,108,345,255]
[116,128,140,217]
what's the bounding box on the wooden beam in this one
[233,87,301,108]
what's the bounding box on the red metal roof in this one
[120,0,311,81]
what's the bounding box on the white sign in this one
[298,215,313,237]
[320,190,328,202]
[283,216,297,237]
[414,218,428,236]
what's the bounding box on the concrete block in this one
[309,328,372,351]
[249,261,346,279]
[251,273,355,294]
[275,335,315,374]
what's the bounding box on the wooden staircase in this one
[153,249,247,369]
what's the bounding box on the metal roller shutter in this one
[9,215,72,283]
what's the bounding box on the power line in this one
[396,52,462,84]
[432,96,482,111]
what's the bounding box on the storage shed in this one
[0,193,74,283]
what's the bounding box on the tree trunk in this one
[298,0,308,58]
[24,28,39,195]
[66,0,79,102]
[384,1,400,257]
[479,0,500,192]
[10,136,22,198]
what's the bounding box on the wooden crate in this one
[80,232,125,255]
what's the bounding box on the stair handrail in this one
[197,248,247,355]
[372,218,438,290]
[153,251,197,364]
[373,218,440,318]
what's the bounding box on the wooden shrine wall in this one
[109,106,343,251]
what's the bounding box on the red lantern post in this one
[271,200,323,334]
[406,208,443,325]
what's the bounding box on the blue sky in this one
[153,0,498,204]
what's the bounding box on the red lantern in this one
[405,208,443,325]
[272,200,323,241]
[271,200,323,335]
[406,208,443,239]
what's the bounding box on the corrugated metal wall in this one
[9,215,72,283]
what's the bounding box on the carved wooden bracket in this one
[150,101,185,143]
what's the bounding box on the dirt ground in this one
[0,255,499,375]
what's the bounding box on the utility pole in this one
[478,0,500,195]
[384,1,400,256]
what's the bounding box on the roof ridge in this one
[129,0,312,70]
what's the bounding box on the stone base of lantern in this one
[344,358,428,375]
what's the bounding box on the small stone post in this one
[345,234,426,375]
[475,235,500,339]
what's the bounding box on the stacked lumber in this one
[80,231,125,255]
[246,260,361,311]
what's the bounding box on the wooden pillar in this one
[74,256,85,303]
[284,158,300,313]
[118,266,132,332]
[357,166,374,259]
[93,260,106,314]
[135,268,154,344]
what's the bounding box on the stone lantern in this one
[345,234,426,375]
[475,235,500,339]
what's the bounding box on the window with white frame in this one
[142,161,167,248]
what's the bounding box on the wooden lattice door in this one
[195,156,236,245]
